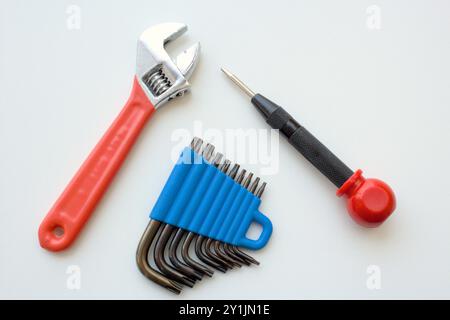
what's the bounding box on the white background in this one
[1,0,450,299]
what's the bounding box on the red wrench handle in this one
[39,77,155,251]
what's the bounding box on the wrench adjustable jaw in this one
[136,23,200,109]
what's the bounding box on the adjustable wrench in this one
[38,23,200,252]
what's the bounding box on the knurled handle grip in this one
[38,77,155,251]
[255,94,354,187]
[287,125,354,187]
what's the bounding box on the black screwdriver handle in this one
[251,94,354,188]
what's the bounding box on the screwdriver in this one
[221,67,396,227]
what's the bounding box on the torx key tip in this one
[221,67,255,98]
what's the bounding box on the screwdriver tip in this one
[220,67,232,76]
[220,67,255,98]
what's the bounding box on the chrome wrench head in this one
[136,22,201,108]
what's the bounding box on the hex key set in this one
[37,21,396,294]
[136,137,272,293]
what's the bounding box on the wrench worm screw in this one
[143,68,171,96]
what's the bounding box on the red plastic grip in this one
[38,77,155,251]
[337,169,396,227]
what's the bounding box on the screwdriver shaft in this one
[221,67,354,188]
[221,68,255,97]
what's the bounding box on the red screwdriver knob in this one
[337,170,396,227]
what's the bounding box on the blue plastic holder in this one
[150,147,273,250]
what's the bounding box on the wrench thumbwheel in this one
[144,69,171,96]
